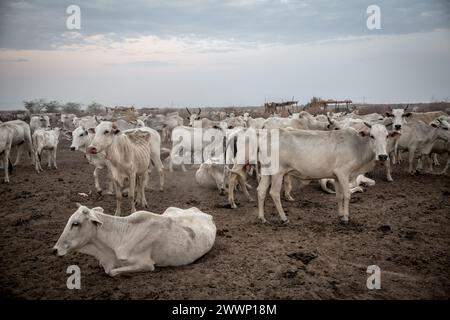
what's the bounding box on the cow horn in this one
[94,115,100,124]
[364,122,372,128]
[326,113,333,125]
[186,107,191,115]
[198,108,201,116]
[288,109,292,116]
[404,105,409,111]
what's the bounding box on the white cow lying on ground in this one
[32,128,61,172]
[195,158,228,195]
[53,204,216,277]
[319,174,376,194]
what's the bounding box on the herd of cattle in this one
[1,105,450,276]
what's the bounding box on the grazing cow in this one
[32,128,61,172]
[53,204,216,277]
[395,121,450,174]
[195,158,228,195]
[30,115,50,134]
[87,122,152,216]
[70,126,113,194]
[257,124,399,224]
[0,123,15,182]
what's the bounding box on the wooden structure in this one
[264,99,299,115]
[304,98,352,114]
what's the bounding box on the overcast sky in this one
[0,0,449,109]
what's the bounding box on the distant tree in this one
[23,98,46,114]
[62,102,82,114]
[43,100,62,113]
[86,102,105,114]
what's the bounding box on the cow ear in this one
[112,124,120,134]
[87,210,103,227]
[359,131,368,137]
[431,123,438,128]
[385,112,393,117]
[403,112,412,117]
[88,128,95,134]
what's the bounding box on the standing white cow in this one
[53,204,216,277]
[87,122,152,216]
[32,128,61,172]
[1,120,34,166]
[70,126,114,195]
[0,123,15,182]
[257,124,398,224]
[30,115,50,134]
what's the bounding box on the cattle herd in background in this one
[1,104,450,276]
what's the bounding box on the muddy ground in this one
[0,138,449,299]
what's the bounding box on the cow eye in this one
[71,222,80,228]
[370,135,375,139]
[79,133,84,137]
[104,130,109,135]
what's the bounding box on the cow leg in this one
[47,150,52,168]
[3,149,11,183]
[152,156,164,191]
[109,259,155,277]
[334,173,350,224]
[129,173,137,213]
[93,167,102,194]
[106,169,114,194]
[408,148,416,174]
[283,174,295,201]
[439,159,450,175]
[14,144,23,166]
[237,173,253,202]
[257,175,271,223]
[53,147,58,169]
[433,153,440,166]
[385,155,394,182]
[228,171,239,209]
[269,172,289,223]
[139,173,148,208]
[114,181,122,216]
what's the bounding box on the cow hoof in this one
[281,219,290,225]
[386,177,394,182]
[259,217,268,224]
[339,217,349,225]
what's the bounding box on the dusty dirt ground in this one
[0,138,449,300]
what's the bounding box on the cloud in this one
[0,0,449,50]
[0,58,29,63]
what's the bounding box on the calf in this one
[32,128,61,172]
[53,204,216,277]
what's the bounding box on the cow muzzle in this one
[87,146,97,154]
[377,154,388,162]
[52,247,65,257]
[70,147,76,151]
[394,124,402,131]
